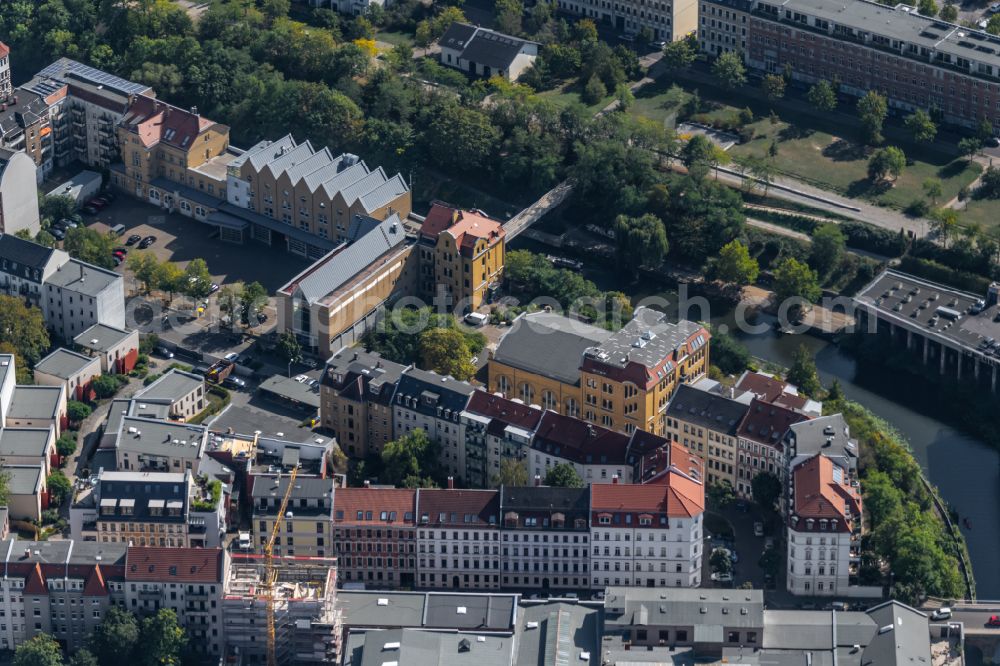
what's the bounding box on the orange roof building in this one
[788,454,861,533]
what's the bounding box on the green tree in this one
[424,101,499,172]
[987,13,1000,35]
[810,223,847,276]
[127,252,161,293]
[710,548,733,574]
[0,295,50,365]
[922,178,943,204]
[978,117,995,143]
[138,608,187,666]
[64,227,116,269]
[930,207,959,248]
[56,432,77,458]
[958,136,981,162]
[418,327,475,381]
[772,257,821,304]
[67,400,92,425]
[662,35,697,69]
[414,20,432,50]
[613,213,668,278]
[787,344,822,396]
[239,281,268,326]
[681,134,715,171]
[39,194,77,224]
[13,634,63,666]
[750,471,782,513]
[707,481,736,509]
[492,458,529,488]
[714,239,759,285]
[216,284,240,323]
[917,0,938,16]
[867,146,906,183]
[857,90,888,145]
[47,470,72,505]
[92,375,120,399]
[711,51,746,90]
[153,261,185,302]
[68,649,98,666]
[939,2,957,20]
[710,329,751,375]
[182,258,212,300]
[276,330,302,364]
[582,73,607,104]
[762,73,785,102]
[807,80,837,112]
[90,606,139,664]
[381,429,440,487]
[904,109,937,143]
[544,462,584,488]
[495,0,523,34]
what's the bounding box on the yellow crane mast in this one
[263,464,298,666]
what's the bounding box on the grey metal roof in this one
[136,369,203,404]
[358,174,409,213]
[313,160,369,197]
[261,141,315,178]
[216,202,338,250]
[0,234,59,278]
[8,386,64,419]
[257,375,321,409]
[35,58,150,95]
[93,470,192,522]
[0,428,52,458]
[339,167,390,207]
[667,384,750,436]
[603,587,764,630]
[115,416,206,460]
[457,25,537,71]
[863,601,931,666]
[338,591,429,628]
[46,258,121,297]
[785,414,859,470]
[3,465,43,495]
[493,312,611,386]
[395,367,475,417]
[424,593,517,630]
[149,177,224,208]
[290,213,407,305]
[34,348,99,380]
[245,135,297,172]
[46,171,103,200]
[762,610,876,650]
[516,602,601,666]
[285,147,336,185]
[74,323,136,353]
[588,306,706,371]
[354,629,515,666]
[250,473,333,502]
[440,22,479,51]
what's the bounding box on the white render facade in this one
[590,517,703,589]
[786,528,852,596]
[415,524,501,590]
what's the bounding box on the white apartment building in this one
[786,453,862,596]
[415,488,501,590]
[698,0,751,56]
[392,368,474,482]
[43,258,125,342]
[589,473,705,589]
[499,486,591,591]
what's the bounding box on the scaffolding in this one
[223,555,342,665]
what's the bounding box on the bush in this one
[898,256,991,293]
[139,334,159,355]
[56,432,77,458]
[905,198,930,218]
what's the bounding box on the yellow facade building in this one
[489,307,710,436]
[417,202,505,312]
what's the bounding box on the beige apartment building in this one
[664,384,750,489]
[251,474,334,557]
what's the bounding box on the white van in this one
[464,312,488,327]
[110,223,126,236]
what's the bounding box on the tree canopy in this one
[544,462,584,488]
[613,213,668,278]
[711,51,746,90]
[810,223,847,276]
[13,634,63,666]
[857,90,888,145]
[0,296,50,365]
[787,344,822,397]
[419,327,476,381]
[381,429,441,488]
[750,471,782,513]
[772,257,822,304]
[713,240,759,286]
[806,80,837,112]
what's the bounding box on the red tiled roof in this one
[466,391,543,430]
[126,547,224,583]
[532,411,630,465]
[416,489,500,527]
[737,398,809,447]
[123,95,222,150]
[591,471,704,518]
[82,565,107,596]
[0,42,9,59]
[791,454,861,530]
[23,563,46,595]
[638,441,704,485]
[420,202,504,256]
[736,372,788,403]
[333,487,416,525]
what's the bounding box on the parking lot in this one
[207,392,315,441]
[85,196,311,293]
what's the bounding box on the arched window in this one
[541,390,557,411]
[519,383,534,403]
[565,397,579,418]
[498,375,511,395]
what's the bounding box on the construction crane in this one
[263,464,298,666]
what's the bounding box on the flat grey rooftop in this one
[854,269,1000,358]
[258,375,320,409]
[136,369,203,403]
[516,601,601,666]
[338,591,428,628]
[493,312,611,386]
[8,386,63,419]
[34,348,98,379]
[589,306,705,371]
[75,323,136,352]
[3,465,43,495]
[0,428,53,457]
[46,258,120,296]
[604,587,764,629]
[348,628,515,666]
[337,591,517,631]
[116,417,206,459]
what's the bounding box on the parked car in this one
[112,255,122,266]
[710,572,733,583]
[69,213,83,225]
[930,608,952,621]
[139,235,157,249]
[591,591,605,601]
[81,205,100,215]
[257,312,269,324]
[58,218,78,229]
[986,136,1000,148]
[49,227,65,241]
[84,198,106,210]
[224,352,239,362]
[293,374,309,383]
[208,283,220,294]
[155,346,174,359]
[224,376,246,389]
[988,615,1000,627]
[114,247,128,256]
[126,234,142,245]
[753,522,764,537]
[237,532,251,550]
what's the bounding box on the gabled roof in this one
[395,367,476,417]
[493,312,611,386]
[0,234,60,275]
[666,383,749,436]
[532,411,630,466]
[126,547,224,583]
[590,471,704,518]
[34,348,99,380]
[790,454,861,529]
[121,95,225,150]
[333,487,416,525]
[420,202,505,256]
[440,22,537,71]
[35,58,150,96]
[737,398,809,447]
[864,601,932,666]
[415,489,500,527]
[82,564,108,596]
[463,391,543,431]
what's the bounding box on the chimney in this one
[447,476,454,489]
[533,475,541,487]
[363,480,370,488]
[190,106,198,116]
[612,475,619,484]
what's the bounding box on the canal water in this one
[514,242,1000,597]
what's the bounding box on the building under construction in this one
[222,554,341,665]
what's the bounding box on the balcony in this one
[98,125,113,137]
[187,591,210,601]
[138,589,162,599]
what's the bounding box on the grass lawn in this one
[375,29,414,48]
[951,197,1000,230]
[537,81,615,115]
[729,119,981,210]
